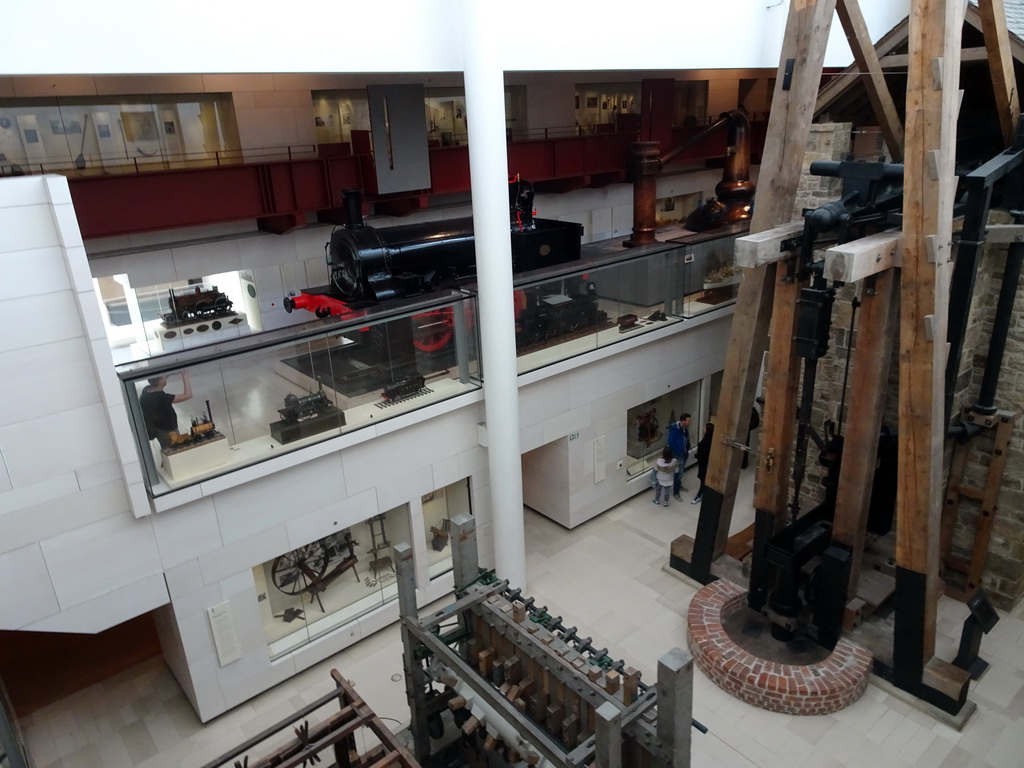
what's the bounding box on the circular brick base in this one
[687,579,873,715]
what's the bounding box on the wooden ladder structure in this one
[941,408,1017,600]
[671,0,1021,714]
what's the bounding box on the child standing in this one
[653,446,679,507]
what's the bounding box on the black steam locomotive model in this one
[381,373,426,401]
[283,179,592,325]
[162,285,234,327]
[514,280,607,348]
[278,391,334,423]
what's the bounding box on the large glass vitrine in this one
[117,292,480,497]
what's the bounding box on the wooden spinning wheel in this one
[271,542,329,595]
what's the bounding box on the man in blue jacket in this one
[667,413,692,501]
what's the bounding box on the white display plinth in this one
[150,313,249,353]
[161,435,230,480]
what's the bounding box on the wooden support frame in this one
[734,220,803,267]
[836,0,906,160]
[680,0,840,579]
[978,0,1021,146]
[824,230,902,282]
[829,270,899,598]
[895,0,963,682]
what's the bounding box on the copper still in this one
[624,110,756,245]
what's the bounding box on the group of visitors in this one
[652,413,715,507]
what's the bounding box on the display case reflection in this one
[625,381,702,479]
[256,505,411,659]
[512,253,684,374]
[421,480,472,580]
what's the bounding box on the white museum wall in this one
[0,175,164,633]
[0,1,909,76]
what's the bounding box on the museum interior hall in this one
[3,1,1024,767]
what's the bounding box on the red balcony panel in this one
[552,138,585,178]
[582,134,631,174]
[283,160,333,211]
[508,141,555,182]
[325,156,363,203]
[428,146,471,195]
[71,166,269,239]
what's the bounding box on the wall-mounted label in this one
[207,601,242,667]
[568,432,580,441]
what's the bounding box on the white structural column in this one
[462,1,526,587]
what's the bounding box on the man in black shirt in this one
[140,371,192,448]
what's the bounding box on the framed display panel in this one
[420,479,472,580]
[625,380,702,479]
[254,504,412,659]
[117,292,480,497]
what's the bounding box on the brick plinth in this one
[687,579,873,715]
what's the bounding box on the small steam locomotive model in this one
[162,285,234,327]
[283,179,606,351]
[277,390,334,422]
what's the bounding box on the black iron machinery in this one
[277,390,333,423]
[748,160,907,649]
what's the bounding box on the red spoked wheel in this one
[412,307,455,352]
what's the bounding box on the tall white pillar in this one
[462,0,526,587]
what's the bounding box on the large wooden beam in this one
[824,229,902,282]
[895,0,963,684]
[734,221,803,267]
[880,47,989,68]
[830,270,899,597]
[978,0,1020,146]
[836,0,905,160]
[688,0,839,578]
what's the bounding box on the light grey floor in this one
[16,469,1024,768]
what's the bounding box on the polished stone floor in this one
[16,469,1024,768]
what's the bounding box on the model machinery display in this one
[162,400,223,453]
[270,531,360,614]
[396,514,704,767]
[269,389,345,444]
[161,285,234,327]
[513,280,609,351]
[381,373,427,402]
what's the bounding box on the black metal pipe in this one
[976,227,1024,413]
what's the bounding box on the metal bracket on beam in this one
[932,57,944,90]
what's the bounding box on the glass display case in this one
[254,504,411,659]
[506,224,746,375]
[625,381,702,479]
[420,480,472,580]
[510,244,686,374]
[117,292,480,497]
[675,227,747,318]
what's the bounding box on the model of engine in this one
[283,179,584,319]
[277,391,333,423]
[397,514,704,767]
[165,411,222,450]
[162,285,234,327]
[381,373,426,401]
[514,280,608,349]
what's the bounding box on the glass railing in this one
[117,291,480,497]
[115,224,744,497]
[492,223,746,375]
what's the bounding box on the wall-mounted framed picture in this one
[97,124,111,138]
[575,95,580,109]
[23,128,39,144]
[121,112,159,142]
[66,120,82,134]
[49,119,66,135]
[586,96,598,109]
